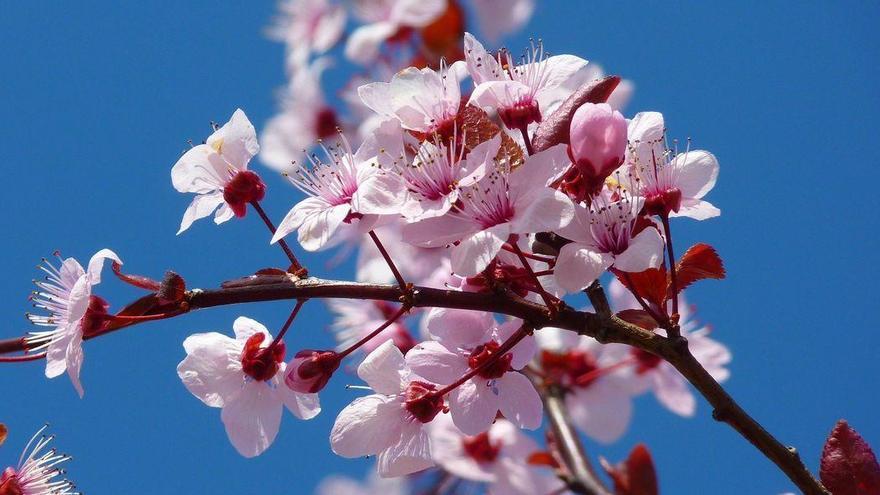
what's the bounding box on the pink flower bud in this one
[568,103,627,191]
[285,350,340,394]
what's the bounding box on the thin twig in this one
[250,201,307,276]
[368,230,408,291]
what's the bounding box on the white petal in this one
[510,187,574,234]
[177,332,243,407]
[451,224,509,276]
[391,0,446,26]
[276,384,322,420]
[377,421,435,477]
[177,192,226,234]
[406,341,468,384]
[220,383,282,457]
[672,150,719,199]
[567,379,633,444]
[402,215,476,248]
[358,340,407,394]
[469,80,531,113]
[554,243,612,292]
[470,0,534,42]
[86,248,122,285]
[424,307,495,347]
[206,108,260,170]
[66,330,85,398]
[45,328,72,379]
[271,196,329,244]
[346,22,398,64]
[355,170,407,215]
[170,145,228,194]
[652,365,696,417]
[497,372,542,430]
[613,228,665,273]
[671,198,721,220]
[233,316,271,341]
[450,379,500,435]
[464,32,502,84]
[509,143,571,190]
[213,203,235,224]
[330,394,404,457]
[627,111,665,144]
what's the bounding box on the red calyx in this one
[314,107,340,140]
[540,350,600,388]
[80,295,111,337]
[240,333,285,382]
[0,468,22,495]
[468,341,513,380]
[500,101,542,131]
[462,432,502,464]
[632,348,662,374]
[643,188,682,217]
[404,381,444,423]
[287,350,340,393]
[223,170,266,217]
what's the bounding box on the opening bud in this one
[568,102,627,194]
[285,350,340,394]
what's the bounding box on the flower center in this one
[80,295,111,337]
[462,432,502,464]
[314,107,339,140]
[223,170,266,217]
[632,348,662,374]
[468,341,512,379]
[404,381,444,423]
[0,468,23,495]
[643,188,682,217]
[240,333,285,382]
[499,99,541,130]
[540,350,600,388]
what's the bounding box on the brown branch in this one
[1,277,829,493]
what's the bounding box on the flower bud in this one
[568,103,627,193]
[285,350,340,394]
[223,170,266,217]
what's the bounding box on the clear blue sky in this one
[0,2,877,493]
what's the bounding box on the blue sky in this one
[0,2,877,493]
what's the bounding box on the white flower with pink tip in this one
[406,308,542,435]
[171,108,264,235]
[26,249,121,398]
[554,192,665,293]
[177,317,320,458]
[330,340,442,477]
[623,111,721,220]
[402,144,574,277]
[429,414,562,495]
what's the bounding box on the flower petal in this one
[220,383,282,457]
[613,227,665,273]
[497,372,542,430]
[402,215,476,248]
[567,378,633,444]
[233,316,271,341]
[673,150,719,200]
[554,243,612,292]
[177,332,242,407]
[424,307,495,347]
[86,248,122,285]
[652,365,696,417]
[451,223,509,276]
[358,340,407,394]
[330,394,403,457]
[206,108,259,170]
[377,421,435,477]
[406,341,468,384]
[450,379,500,435]
[671,198,720,220]
[177,193,226,234]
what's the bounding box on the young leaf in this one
[616,309,659,330]
[674,243,725,294]
[532,76,621,152]
[527,451,560,468]
[457,104,524,167]
[820,420,880,495]
[601,443,659,495]
[0,423,7,446]
[157,271,186,304]
[613,267,669,310]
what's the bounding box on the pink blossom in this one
[358,61,466,136]
[176,317,320,457]
[568,103,628,191]
[271,134,401,251]
[465,33,589,129]
[171,109,263,234]
[25,249,121,397]
[345,0,446,64]
[609,279,731,417]
[470,0,535,43]
[429,414,562,495]
[0,426,78,495]
[402,144,574,277]
[406,308,541,435]
[330,341,442,477]
[623,111,720,219]
[327,298,415,354]
[261,59,341,173]
[554,192,665,292]
[536,327,640,444]
[267,0,346,71]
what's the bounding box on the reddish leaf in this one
[0,423,7,446]
[532,76,621,152]
[157,271,186,304]
[456,104,525,168]
[820,420,880,495]
[674,243,725,294]
[419,0,465,55]
[601,444,659,495]
[111,262,161,291]
[613,267,669,309]
[527,451,560,469]
[617,309,659,330]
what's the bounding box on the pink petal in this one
[331,394,404,458]
[358,341,407,394]
[554,243,612,292]
[402,214,476,248]
[377,422,435,477]
[672,150,719,200]
[450,379,501,435]
[652,364,696,417]
[497,372,542,430]
[424,307,495,347]
[177,332,242,407]
[220,383,282,458]
[406,341,468,384]
[451,223,509,276]
[613,227,665,273]
[567,378,633,444]
[671,198,720,220]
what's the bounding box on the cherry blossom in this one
[465,33,589,130]
[536,327,639,444]
[326,298,415,354]
[429,414,561,495]
[358,60,467,137]
[345,0,446,64]
[261,59,341,174]
[270,133,400,251]
[171,108,263,234]
[25,249,121,397]
[402,144,574,277]
[568,102,628,192]
[470,0,534,43]
[330,341,442,477]
[554,192,665,293]
[609,279,731,416]
[176,317,320,457]
[406,308,541,435]
[623,111,721,220]
[0,426,79,495]
[267,0,346,71]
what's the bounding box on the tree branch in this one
[0,276,829,493]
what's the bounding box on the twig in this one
[250,201,307,276]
